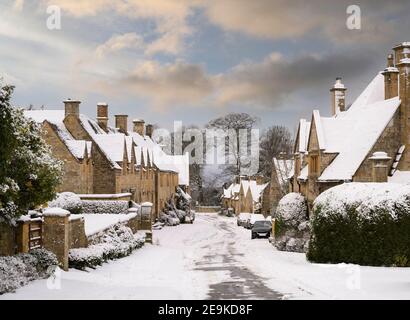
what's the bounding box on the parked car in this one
[245,213,268,229]
[226,208,235,217]
[251,220,272,239]
[237,212,251,226]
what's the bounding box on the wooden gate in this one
[28,219,43,251]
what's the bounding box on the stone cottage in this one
[25,100,190,219]
[222,176,270,215]
[289,42,410,211]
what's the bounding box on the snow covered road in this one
[2,213,410,299]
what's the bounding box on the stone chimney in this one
[369,152,391,182]
[115,115,128,133]
[97,103,108,132]
[393,43,410,169]
[381,54,399,100]
[64,99,80,118]
[330,77,347,116]
[133,119,145,136]
[145,124,153,138]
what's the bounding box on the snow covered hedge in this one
[81,200,129,214]
[0,248,57,294]
[273,193,309,253]
[49,192,82,214]
[307,183,410,266]
[69,224,145,270]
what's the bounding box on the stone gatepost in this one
[141,202,153,243]
[369,151,391,183]
[16,217,30,253]
[43,208,70,271]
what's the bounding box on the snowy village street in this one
[1,213,410,300]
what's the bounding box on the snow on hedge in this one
[81,200,129,214]
[49,192,82,214]
[276,192,307,226]
[313,183,410,220]
[0,249,57,294]
[69,225,145,270]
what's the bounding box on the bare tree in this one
[206,113,259,179]
[259,125,293,178]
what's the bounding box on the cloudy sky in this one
[1,0,410,132]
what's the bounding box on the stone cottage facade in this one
[289,42,410,211]
[25,101,190,219]
[222,176,270,215]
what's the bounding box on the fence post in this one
[43,208,70,271]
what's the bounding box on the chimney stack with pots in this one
[381,53,399,100]
[64,99,81,118]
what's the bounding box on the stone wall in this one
[69,216,88,249]
[0,223,15,256]
[43,122,93,194]
[355,111,401,181]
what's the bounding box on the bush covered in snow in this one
[81,200,129,214]
[273,192,309,253]
[69,224,145,270]
[307,183,410,266]
[0,84,63,224]
[0,248,57,294]
[49,192,82,214]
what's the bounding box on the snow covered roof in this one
[297,119,311,153]
[25,110,92,161]
[24,108,189,185]
[298,72,401,182]
[388,170,410,183]
[224,179,268,203]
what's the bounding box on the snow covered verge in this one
[69,225,145,270]
[308,183,410,266]
[0,249,57,295]
[272,193,310,253]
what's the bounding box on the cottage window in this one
[310,155,319,175]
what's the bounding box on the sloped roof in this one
[24,109,189,185]
[297,119,311,153]
[25,110,92,161]
[305,73,401,181]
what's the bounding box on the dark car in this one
[251,220,272,239]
